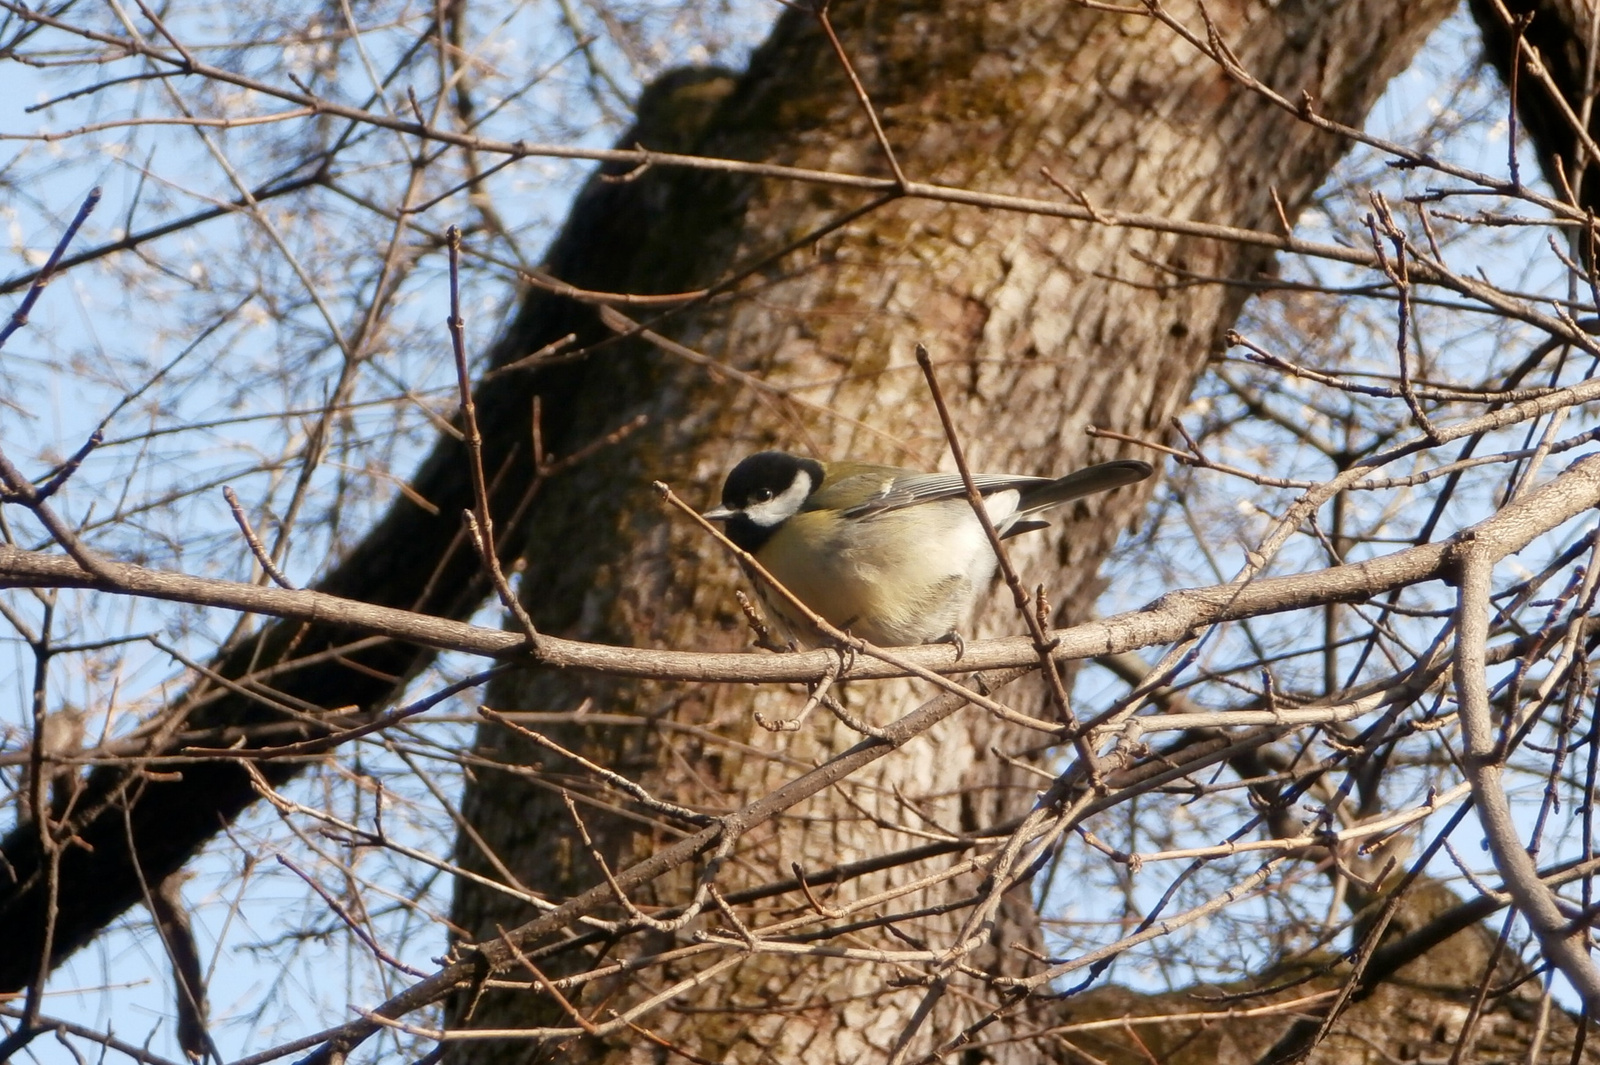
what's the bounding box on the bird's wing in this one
[833,471,1050,519]
[827,461,1153,522]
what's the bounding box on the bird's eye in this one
[753,488,775,503]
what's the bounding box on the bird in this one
[702,450,1153,648]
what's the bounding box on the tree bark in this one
[442,1,1457,1061]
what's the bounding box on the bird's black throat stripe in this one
[723,514,776,554]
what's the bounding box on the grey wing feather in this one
[835,460,1152,521]
[839,460,1152,523]
[838,471,1050,519]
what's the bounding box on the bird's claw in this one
[934,629,966,660]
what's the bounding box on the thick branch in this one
[0,447,1596,689]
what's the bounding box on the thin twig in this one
[479,707,711,824]
[447,226,540,650]
[915,344,1105,790]
[223,485,296,589]
[0,187,101,350]
[813,0,908,189]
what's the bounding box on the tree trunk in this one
[1469,0,1600,210]
[444,1,1456,1061]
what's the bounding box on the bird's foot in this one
[932,629,967,660]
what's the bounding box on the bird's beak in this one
[701,505,736,521]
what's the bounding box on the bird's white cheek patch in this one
[744,469,814,527]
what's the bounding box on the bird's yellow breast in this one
[752,504,992,646]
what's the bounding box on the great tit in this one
[702,450,1153,648]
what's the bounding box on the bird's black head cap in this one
[715,451,824,552]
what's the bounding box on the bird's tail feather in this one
[1015,459,1153,516]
